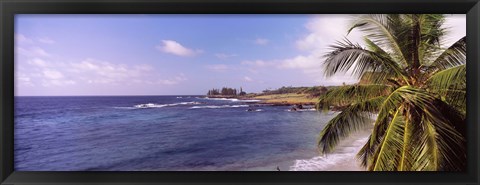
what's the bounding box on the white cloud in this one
[443,14,466,47]
[31,47,51,57]
[175,73,187,81]
[206,64,230,72]
[145,73,188,85]
[43,70,64,80]
[38,37,55,44]
[71,58,148,83]
[15,72,34,87]
[279,55,323,69]
[241,60,276,67]
[15,33,33,43]
[156,40,201,57]
[244,76,253,82]
[42,79,76,87]
[28,58,48,67]
[296,15,363,52]
[276,15,364,85]
[254,38,269,45]
[17,56,188,87]
[215,53,237,60]
[17,47,51,57]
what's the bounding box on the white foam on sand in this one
[289,128,372,171]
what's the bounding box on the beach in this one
[290,127,371,171]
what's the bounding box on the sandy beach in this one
[289,124,373,171]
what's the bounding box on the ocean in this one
[14,96,367,171]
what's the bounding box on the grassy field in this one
[252,93,318,105]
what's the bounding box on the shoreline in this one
[289,126,372,171]
[207,93,318,106]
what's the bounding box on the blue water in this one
[14,96,335,171]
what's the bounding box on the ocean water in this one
[14,96,364,171]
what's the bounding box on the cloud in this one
[279,55,323,69]
[443,14,466,47]
[206,64,230,72]
[145,73,188,85]
[241,60,276,67]
[276,15,364,85]
[15,33,33,43]
[254,38,269,45]
[38,37,55,44]
[17,47,51,57]
[40,69,77,87]
[156,40,201,57]
[18,56,187,87]
[70,59,186,85]
[70,58,152,84]
[28,58,48,67]
[244,76,253,82]
[43,70,64,80]
[15,72,34,87]
[296,15,364,52]
[215,53,237,60]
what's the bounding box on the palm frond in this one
[417,14,447,64]
[379,89,466,171]
[323,39,409,84]
[428,36,466,70]
[318,84,392,109]
[348,14,410,66]
[427,64,465,95]
[411,103,466,171]
[318,96,385,154]
[370,106,406,171]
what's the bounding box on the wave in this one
[115,102,202,109]
[286,108,317,112]
[198,97,261,102]
[189,105,249,109]
[289,136,369,171]
[246,109,263,112]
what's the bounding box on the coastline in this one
[202,95,369,171]
[208,93,318,106]
[289,125,372,171]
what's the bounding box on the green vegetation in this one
[247,86,330,105]
[207,87,246,97]
[317,14,466,171]
[261,86,329,98]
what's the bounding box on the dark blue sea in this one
[14,96,364,171]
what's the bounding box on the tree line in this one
[207,87,246,96]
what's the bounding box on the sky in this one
[14,14,466,96]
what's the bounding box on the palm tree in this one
[317,14,466,171]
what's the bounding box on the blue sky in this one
[15,14,466,96]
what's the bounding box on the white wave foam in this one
[189,105,249,109]
[286,108,317,112]
[127,102,202,109]
[289,136,369,171]
[199,97,260,102]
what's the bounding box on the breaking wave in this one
[189,105,249,109]
[198,97,261,102]
[289,136,369,171]
[115,102,202,109]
